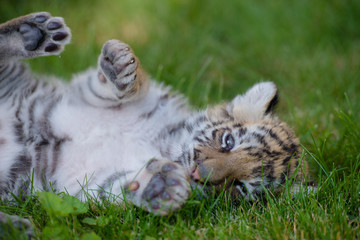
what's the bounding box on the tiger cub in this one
[0,12,308,233]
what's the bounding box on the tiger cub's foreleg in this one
[124,158,190,215]
[0,12,71,64]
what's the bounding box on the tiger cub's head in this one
[188,82,306,200]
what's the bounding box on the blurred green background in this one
[1,0,360,165]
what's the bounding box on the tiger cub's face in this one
[188,82,303,200]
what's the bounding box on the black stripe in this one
[282,156,292,166]
[140,94,169,119]
[195,115,207,124]
[268,129,282,144]
[98,171,131,199]
[247,151,263,158]
[13,122,25,143]
[37,96,61,139]
[238,127,247,137]
[22,78,39,98]
[0,65,9,75]
[260,126,299,155]
[252,162,274,178]
[13,96,25,145]
[0,63,16,82]
[8,153,32,191]
[185,123,194,133]
[10,92,20,107]
[167,121,185,135]
[33,97,62,187]
[0,80,18,99]
[211,121,224,126]
[176,145,192,165]
[12,64,26,83]
[15,95,23,121]
[194,136,204,143]
[193,148,201,160]
[0,64,26,96]
[27,97,43,141]
[267,129,290,153]
[34,140,49,190]
[86,77,118,102]
[51,138,68,175]
[173,160,182,165]
[252,132,269,148]
[212,129,219,139]
[233,123,242,128]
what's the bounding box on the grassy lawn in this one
[1,0,359,239]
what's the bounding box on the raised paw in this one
[139,159,191,215]
[18,12,71,56]
[98,40,139,93]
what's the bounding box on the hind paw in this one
[98,40,139,93]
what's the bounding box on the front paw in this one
[140,159,191,215]
[98,40,139,92]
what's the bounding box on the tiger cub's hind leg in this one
[127,159,191,215]
[97,40,149,103]
[0,211,34,238]
[0,12,71,64]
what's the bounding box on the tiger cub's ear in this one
[226,82,279,122]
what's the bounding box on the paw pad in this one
[52,32,68,41]
[19,23,43,51]
[45,43,58,52]
[47,21,62,30]
[140,160,190,215]
[34,14,48,23]
[19,12,71,55]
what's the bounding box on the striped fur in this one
[0,13,309,220]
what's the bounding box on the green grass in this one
[1,0,359,239]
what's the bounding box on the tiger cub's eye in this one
[222,133,235,152]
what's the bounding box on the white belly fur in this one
[49,80,189,194]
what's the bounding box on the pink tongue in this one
[191,167,201,180]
